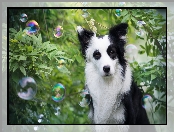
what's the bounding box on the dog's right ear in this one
[77,26,95,58]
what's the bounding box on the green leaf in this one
[160,92,166,99]
[76,55,81,63]
[20,66,26,76]
[139,45,145,49]
[155,104,160,112]
[131,16,137,23]
[27,46,33,52]
[38,34,42,42]
[12,74,20,84]
[32,57,36,62]
[121,10,128,16]
[146,45,150,56]
[121,14,130,23]
[56,51,65,55]
[38,64,50,69]
[18,56,27,61]
[9,28,17,33]
[151,74,156,80]
[12,63,19,72]
[28,51,38,56]
[150,38,153,43]
[138,50,145,54]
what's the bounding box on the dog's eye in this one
[93,50,101,60]
[110,50,115,54]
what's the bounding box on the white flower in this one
[39,114,44,118]
[38,119,42,123]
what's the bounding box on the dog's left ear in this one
[109,23,128,40]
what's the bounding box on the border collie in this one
[77,23,150,124]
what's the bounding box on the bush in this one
[8,7,166,124]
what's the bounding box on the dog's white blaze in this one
[86,35,116,76]
[85,35,132,124]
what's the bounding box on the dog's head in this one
[77,23,128,77]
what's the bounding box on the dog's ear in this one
[109,23,128,65]
[77,26,95,58]
[109,23,128,40]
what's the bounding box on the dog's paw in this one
[77,26,84,34]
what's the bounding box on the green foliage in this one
[8,7,166,124]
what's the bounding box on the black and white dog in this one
[77,23,150,124]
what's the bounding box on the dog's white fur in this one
[77,30,133,124]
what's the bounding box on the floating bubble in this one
[135,29,145,37]
[125,44,138,62]
[79,98,91,107]
[115,9,122,17]
[82,12,89,18]
[17,77,37,100]
[118,2,126,6]
[20,13,28,22]
[142,95,153,109]
[53,26,63,38]
[137,21,146,27]
[79,89,91,107]
[25,20,40,35]
[51,83,65,102]
[57,59,65,70]
[80,89,90,98]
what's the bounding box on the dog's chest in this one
[86,74,125,124]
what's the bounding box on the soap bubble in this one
[53,26,63,38]
[125,44,138,62]
[79,89,91,107]
[57,59,65,70]
[115,9,122,17]
[135,29,145,37]
[80,89,90,98]
[19,13,28,22]
[25,20,40,35]
[17,77,37,100]
[51,83,65,102]
[79,98,91,107]
[142,95,153,109]
[82,12,89,18]
[137,21,146,27]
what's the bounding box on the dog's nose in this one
[103,65,110,73]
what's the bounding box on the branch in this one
[127,9,166,59]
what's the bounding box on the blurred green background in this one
[7,5,166,124]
